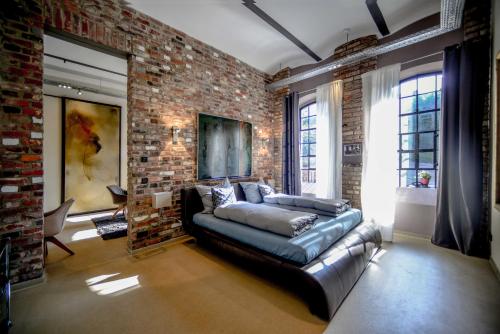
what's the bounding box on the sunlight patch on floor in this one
[371,248,387,263]
[86,273,120,285]
[71,228,99,241]
[88,275,140,296]
[67,211,113,223]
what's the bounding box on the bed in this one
[181,184,382,320]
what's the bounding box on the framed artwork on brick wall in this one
[62,98,121,214]
[198,113,252,180]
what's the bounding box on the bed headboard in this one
[181,183,246,230]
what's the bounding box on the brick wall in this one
[270,68,290,192]
[1,0,274,282]
[44,0,275,251]
[0,1,45,283]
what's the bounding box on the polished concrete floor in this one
[12,215,500,334]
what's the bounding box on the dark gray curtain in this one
[282,92,301,195]
[432,40,490,258]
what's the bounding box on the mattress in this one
[192,208,362,265]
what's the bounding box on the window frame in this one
[299,102,316,184]
[398,72,442,188]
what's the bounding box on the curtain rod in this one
[298,88,316,95]
[401,51,443,65]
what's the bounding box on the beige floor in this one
[11,215,500,334]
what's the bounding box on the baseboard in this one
[394,229,431,240]
[12,272,46,292]
[128,235,193,256]
[490,258,500,281]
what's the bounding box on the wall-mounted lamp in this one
[172,126,181,144]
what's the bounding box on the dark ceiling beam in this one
[242,0,321,62]
[366,0,390,36]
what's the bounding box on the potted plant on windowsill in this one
[419,171,431,187]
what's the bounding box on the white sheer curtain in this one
[316,80,343,199]
[361,64,400,242]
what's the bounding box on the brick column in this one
[0,0,45,283]
[270,68,290,192]
[333,36,378,209]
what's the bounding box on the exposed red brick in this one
[20,155,42,162]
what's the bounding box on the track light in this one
[56,82,84,93]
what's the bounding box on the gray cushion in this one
[262,194,351,216]
[211,187,237,209]
[195,185,215,214]
[239,182,263,204]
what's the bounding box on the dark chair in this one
[44,198,75,257]
[106,185,127,219]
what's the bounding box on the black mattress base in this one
[181,186,382,320]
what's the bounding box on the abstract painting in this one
[63,98,121,214]
[198,113,252,179]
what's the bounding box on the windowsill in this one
[396,187,437,206]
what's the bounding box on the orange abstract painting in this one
[63,99,120,214]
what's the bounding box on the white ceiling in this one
[127,0,441,74]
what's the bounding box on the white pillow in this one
[258,184,275,197]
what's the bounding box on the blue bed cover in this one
[192,206,362,265]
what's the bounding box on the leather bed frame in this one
[181,184,382,320]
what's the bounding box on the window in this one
[398,72,442,188]
[300,103,316,193]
